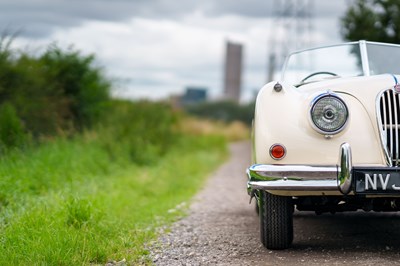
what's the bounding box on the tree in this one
[341,0,400,43]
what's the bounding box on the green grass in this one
[0,134,227,265]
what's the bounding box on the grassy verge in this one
[0,133,227,265]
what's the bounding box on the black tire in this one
[259,190,293,250]
[255,199,260,215]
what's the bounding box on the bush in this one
[185,100,254,126]
[98,100,179,165]
[0,38,110,138]
[0,102,28,150]
[40,45,110,130]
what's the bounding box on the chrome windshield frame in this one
[359,40,370,76]
[280,41,400,83]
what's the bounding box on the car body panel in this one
[253,75,398,166]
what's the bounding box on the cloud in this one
[6,1,350,101]
[0,0,348,38]
[21,14,277,100]
[0,0,157,38]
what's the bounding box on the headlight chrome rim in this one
[310,93,349,135]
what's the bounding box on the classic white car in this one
[247,40,400,250]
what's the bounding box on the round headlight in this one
[310,94,348,134]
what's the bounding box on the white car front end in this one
[247,41,400,250]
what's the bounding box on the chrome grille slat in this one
[395,93,399,161]
[378,89,400,166]
[388,91,393,159]
[383,93,387,133]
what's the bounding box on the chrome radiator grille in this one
[378,89,400,166]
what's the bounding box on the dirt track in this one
[151,141,400,265]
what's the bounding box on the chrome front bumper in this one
[247,143,353,195]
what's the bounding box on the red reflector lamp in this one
[270,144,286,160]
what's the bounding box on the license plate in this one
[354,168,400,194]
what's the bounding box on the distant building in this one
[223,41,243,103]
[181,87,208,105]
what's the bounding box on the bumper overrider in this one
[247,143,353,195]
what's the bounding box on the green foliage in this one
[66,197,94,229]
[99,100,179,165]
[0,35,229,265]
[0,127,226,265]
[40,45,110,129]
[185,100,255,126]
[0,103,28,150]
[341,0,400,43]
[0,37,110,137]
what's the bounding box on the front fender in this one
[253,81,385,166]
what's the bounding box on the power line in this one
[267,0,314,82]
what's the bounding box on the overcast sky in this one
[1,0,349,101]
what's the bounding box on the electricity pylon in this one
[267,0,314,82]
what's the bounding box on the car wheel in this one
[255,197,260,215]
[259,190,293,250]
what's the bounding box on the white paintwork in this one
[253,74,397,167]
[251,41,400,196]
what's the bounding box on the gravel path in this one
[150,141,256,265]
[150,141,400,265]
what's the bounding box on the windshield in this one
[282,41,400,85]
[367,43,400,75]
